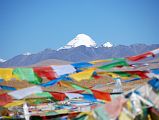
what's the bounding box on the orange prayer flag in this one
[49,92,66,101]
[91,89,111,102]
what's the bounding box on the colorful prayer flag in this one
[13,68,42,84]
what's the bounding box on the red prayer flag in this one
[0,93,13,106]
[33,67,57,80]
[127,71,149,79]
[93,75,102,80]
[126,52,154,61]
[49,92,66,101]
[91,89,111,102]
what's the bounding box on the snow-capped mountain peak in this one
[0,58,6,62]
[23,52,32,56]
[58,34,97,50]
[102,42,113,48]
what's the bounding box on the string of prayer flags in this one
[126,48,159,61]
[13,68,42,84]
[33,66,57,80]
[61,81,111,101]
[126,52,154,61]
[90,58,125,64]
[69,68,95,81]
[111,71,149,79]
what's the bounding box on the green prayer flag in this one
[36,92,52,98]
[65,81,92,94]
[99,60,129,70]
[112,58,125,61]
[113,71,139,78]
[71,84,92,94]
[13,68,42,84]
[113,72,131,77]
[34,99,43,104]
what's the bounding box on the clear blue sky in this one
[0,0,159,59]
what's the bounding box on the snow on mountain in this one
[58,34,97,50]
[1,44,159,67]
[23,52,32,56]
[0,58,6,62]
[102,42,113,48]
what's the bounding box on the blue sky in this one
[0,0,159,59]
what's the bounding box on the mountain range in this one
[0,34,159,67]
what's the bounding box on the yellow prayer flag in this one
[90,59,112,64]
[69,68,96,81]
[106,72,130,79]
[60,81,73,88]
[0,68,13,81]
[4,100,25,108]
[106,72,119,78]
